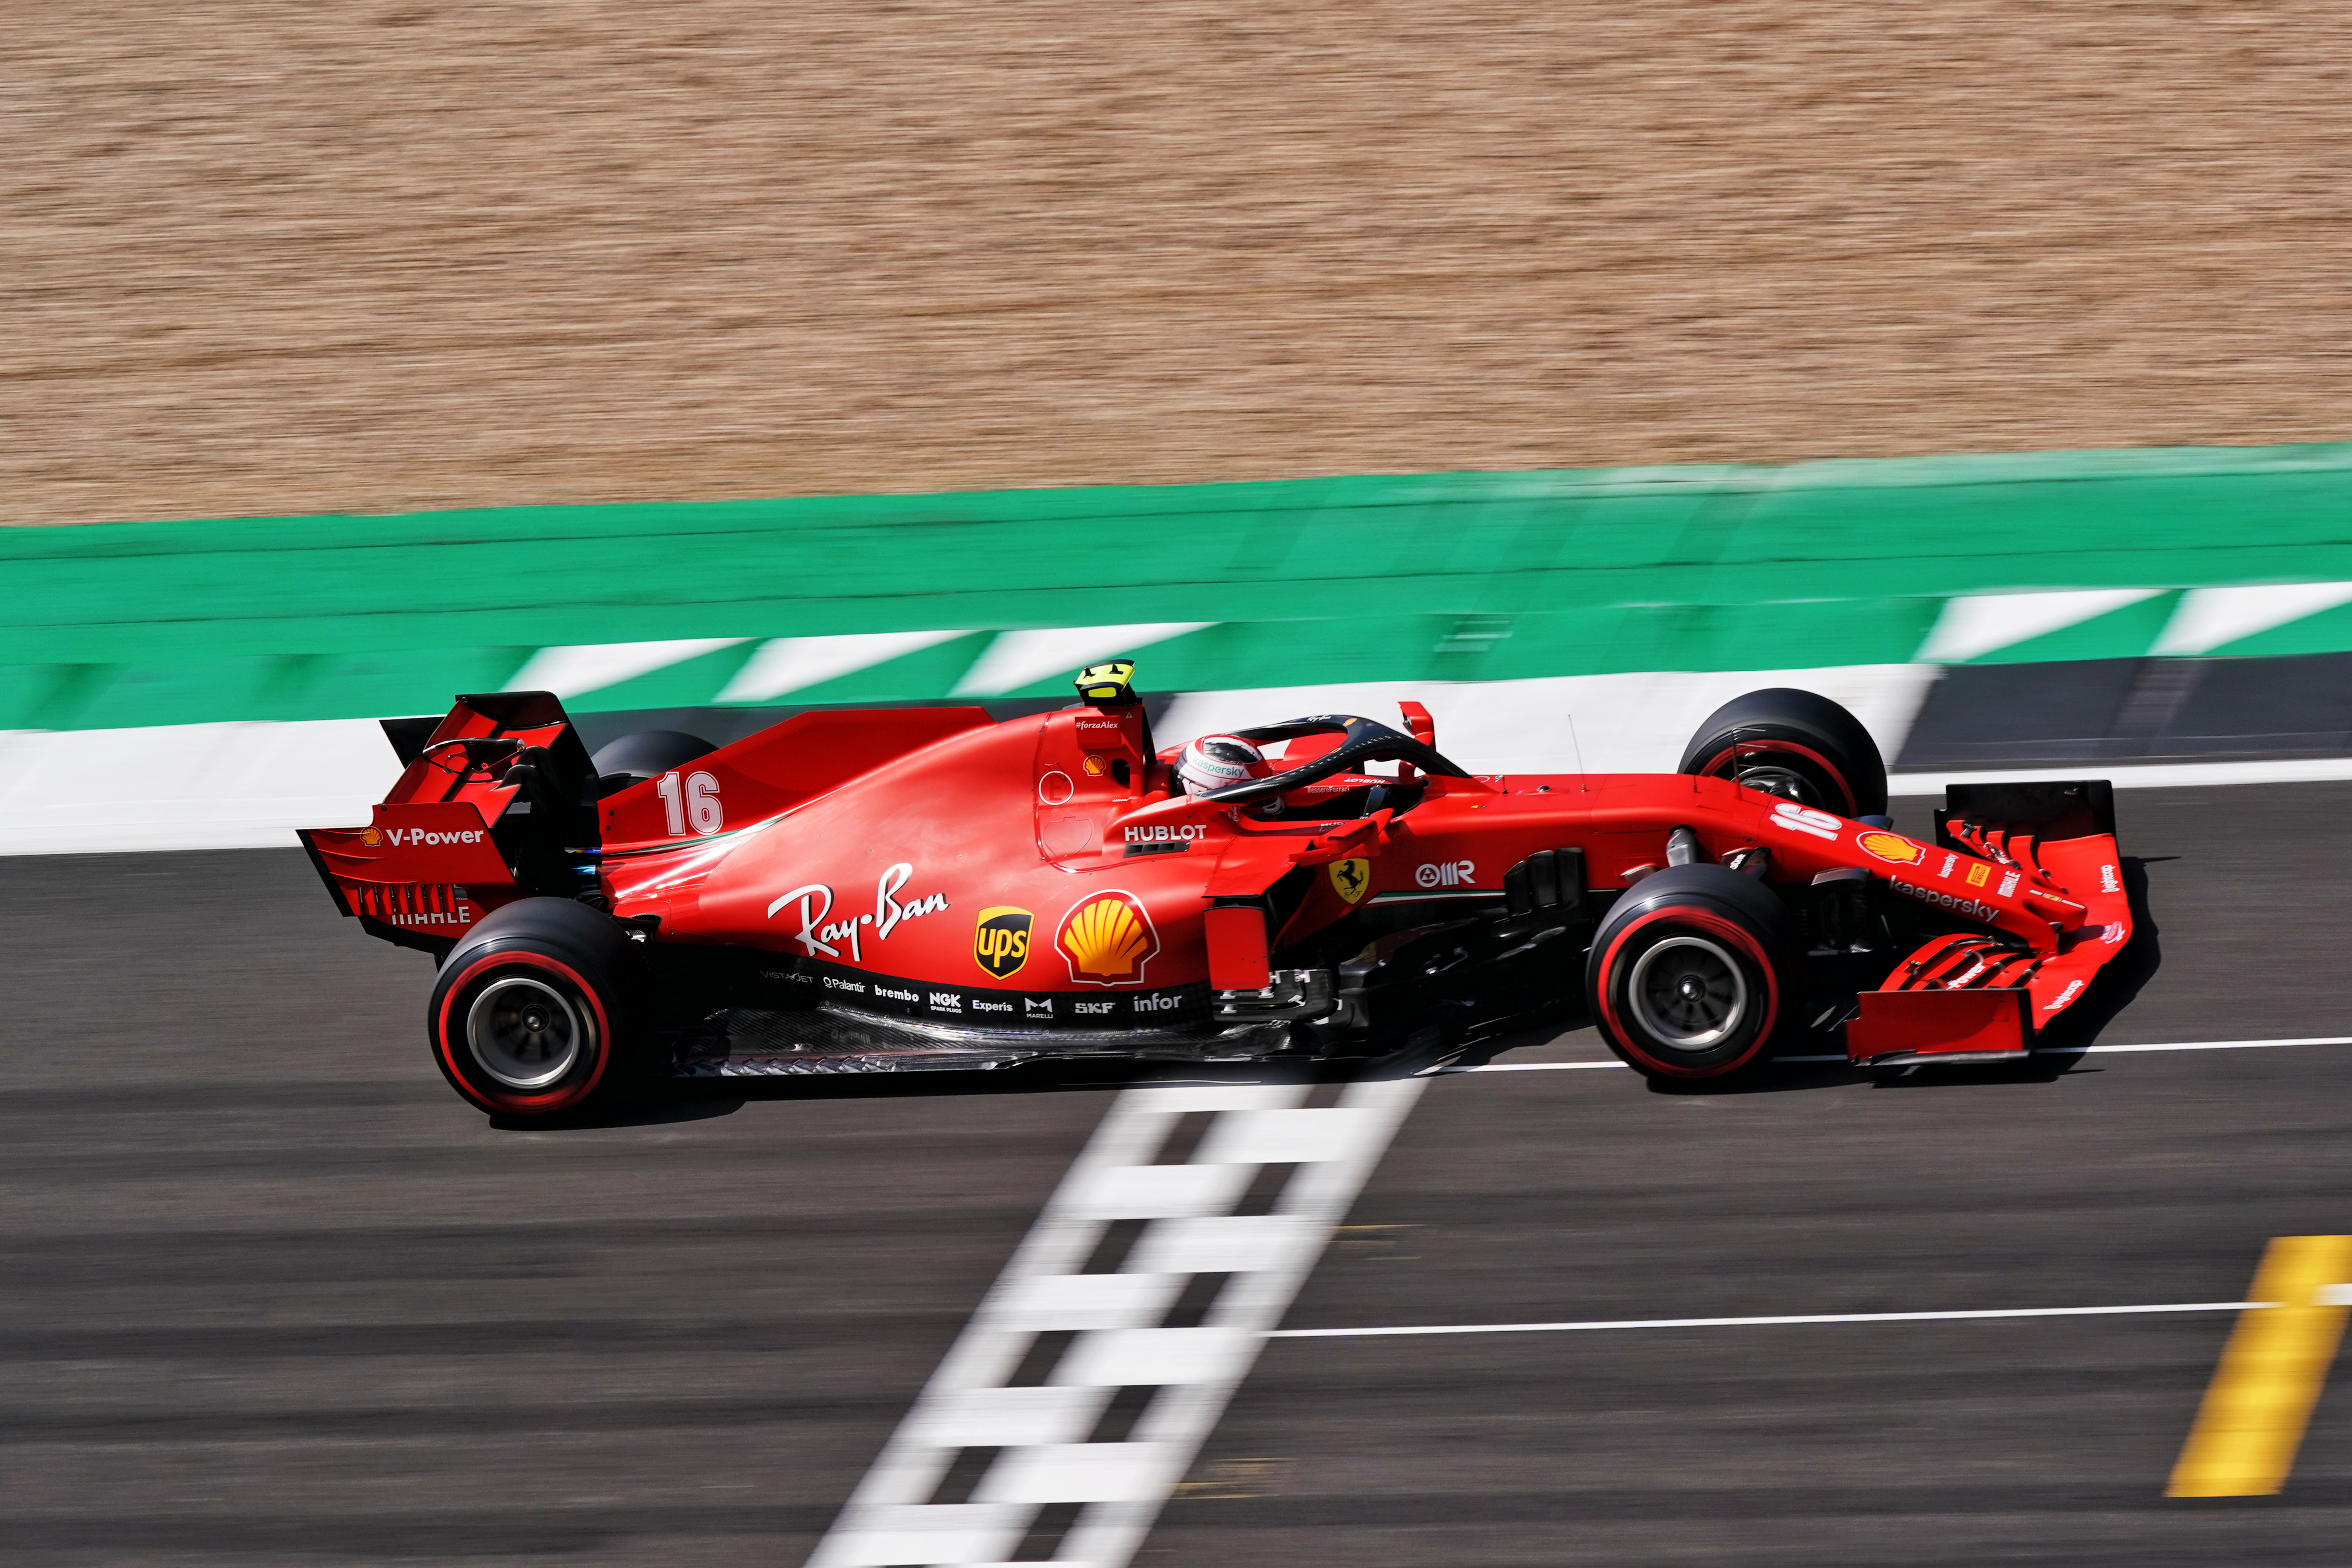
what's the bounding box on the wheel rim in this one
[466,975,588,1090]
[1732,763,1819,805]
[1627,936,1748,1051]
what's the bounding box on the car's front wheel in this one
[428,898,633,1119]
[1586,864,1798,1083]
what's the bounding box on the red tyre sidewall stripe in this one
[1596,904,1780,1078]
[435,949,612,1114]
[1695,739,1855,815]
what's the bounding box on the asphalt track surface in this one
[7,784,2352,1565]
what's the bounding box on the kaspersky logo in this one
[973,907,1034,980]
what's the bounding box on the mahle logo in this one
[972,907,1034,980]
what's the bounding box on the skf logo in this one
[1856,831,1924,866]
[1415,859,1475,889]
[1056,889,1160,985]
[360,827,382,847]
[1329,857,1371,905]
[973,907,1034,980]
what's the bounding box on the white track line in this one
[1269,1301,2266,1339]
[1889,757,2352,793]
[1443,1035,2352,1074]
[806,1077,1425,1568]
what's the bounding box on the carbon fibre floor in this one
[4,784,2350,1564]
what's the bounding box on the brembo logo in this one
[1415,860,1476,889]
[1889,879,1998,922]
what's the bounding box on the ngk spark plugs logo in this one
[1056,890,1160,986]
[972,907,1034,980]
[1415,859,1475,889]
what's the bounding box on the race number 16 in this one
[657,769,723,837]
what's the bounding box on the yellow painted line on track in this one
[2168,1235,2352,1497]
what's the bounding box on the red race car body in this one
[299,665,2148,1118]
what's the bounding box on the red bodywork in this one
[302,692,2138,1064]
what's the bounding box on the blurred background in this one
[8,2,2352,849]
[8,4,2352,1564]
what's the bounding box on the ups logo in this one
[972,906,1034,980]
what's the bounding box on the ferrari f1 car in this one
[299,664,2146,1120]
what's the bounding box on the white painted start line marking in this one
[806,1076,1425,1568]
[1269,1301,2266,1339]
[1442,1035,2352,1073]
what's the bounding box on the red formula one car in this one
[299,663,2147,1120]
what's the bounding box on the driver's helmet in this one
[1177,733,1270,798]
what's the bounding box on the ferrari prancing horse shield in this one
[1329,857,1371,905]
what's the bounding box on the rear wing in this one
[298,691,599,955]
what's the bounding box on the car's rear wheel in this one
[1587,864,1799,1082]
[1677,688,1887,818]
[429,898,634,1119]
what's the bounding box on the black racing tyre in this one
[1677,688,1887,818]
[591,730,717,792]
[1586,864,1800,1082]
[428,898,635,1119]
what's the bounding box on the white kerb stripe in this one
[1443,1036,2352,1073]
[805,1076,1423,1568]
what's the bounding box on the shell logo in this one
[1055,889,1161,986]
[360,827,381,847]
[1857,830,1925,866]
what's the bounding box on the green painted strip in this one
[7,443,2352,729]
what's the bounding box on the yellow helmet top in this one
[1074,660,1137,703]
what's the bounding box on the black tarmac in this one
[5,784,2352,1564]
